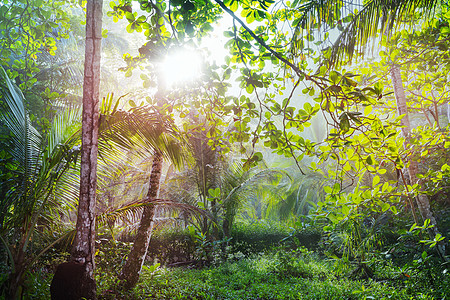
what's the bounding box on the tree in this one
[0,0,74,88]
[391,64,442,245]
[91,93,188,288]
[356,22,450,258]
[119,151,163,288]
[115,116,185,288]
[59,0,103,298]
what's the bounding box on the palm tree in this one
[0,67,81,299]
[276,166,326,221]
[66,0,103,298]
[118,151,164,288]
[92,93,189,288]
[164,143,291,239]
[220,162,291,237]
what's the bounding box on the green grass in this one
[96,250,443,300]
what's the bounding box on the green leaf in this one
[339,114,350,133]
[390,206,398,214]
[230,0,238,11]
[324,186,332,194]
[341,205,350,216]
[372,175,380,186]
[223,31,234,38]
[364,105,372,115]
[422,251,428,260]
[329,70,340,83]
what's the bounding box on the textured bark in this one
[51,0,103,298]
[119,152,163,289]
[6,235,26,299]
[391,64,446,258]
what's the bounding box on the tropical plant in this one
[87,91,193,289]
[0,66,81,299]
[164,137,291,241]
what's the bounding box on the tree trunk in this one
[6,231,26,299]
[119,151,163,289]
[391,64,446,259]
[51,0,102,299]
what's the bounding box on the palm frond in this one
[291,0,438,64]
[276,168,326,220]
[330,0,438,64]
[222,163,291,223]
[98,94,189,168]
[0,66,82,232]
[292,0,345,34]
[0,67,42,222]
[96,197,208,229]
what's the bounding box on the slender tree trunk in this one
[391,64,446,259]
[7,227,27,299]
[51,0,102,299]
[119,151,163,289]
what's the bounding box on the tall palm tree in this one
[93,93,188,288]
[65,0,103,298]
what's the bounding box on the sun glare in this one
[161,49,202,87]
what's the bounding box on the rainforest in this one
[0,0,449,299]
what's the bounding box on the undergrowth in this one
[95,248,447,300]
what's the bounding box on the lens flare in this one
[161,49,202,87]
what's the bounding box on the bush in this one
[230,221,321,255]
[146,228,196,265]
[142,221,322,265]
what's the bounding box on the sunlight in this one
[161,49,202,87]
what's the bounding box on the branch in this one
[213,0,323,87]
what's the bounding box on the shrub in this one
[230,221,321,255]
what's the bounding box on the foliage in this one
[144,221,321,264]
[0,0,75,87]
[163,135,291,238]
[2,0,450,297]
[0,66,81,297]
[96,250,445,299]
[231,221,321,255]
[308,8,450,266]
[145,228,196,265]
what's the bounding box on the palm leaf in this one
[221,163,291,225]
[331,0,438,63]
[0,66,42,224]
[98,94,189,168]
[96,197,208,229]
[0,65,82,239]
[291,0,438,64]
